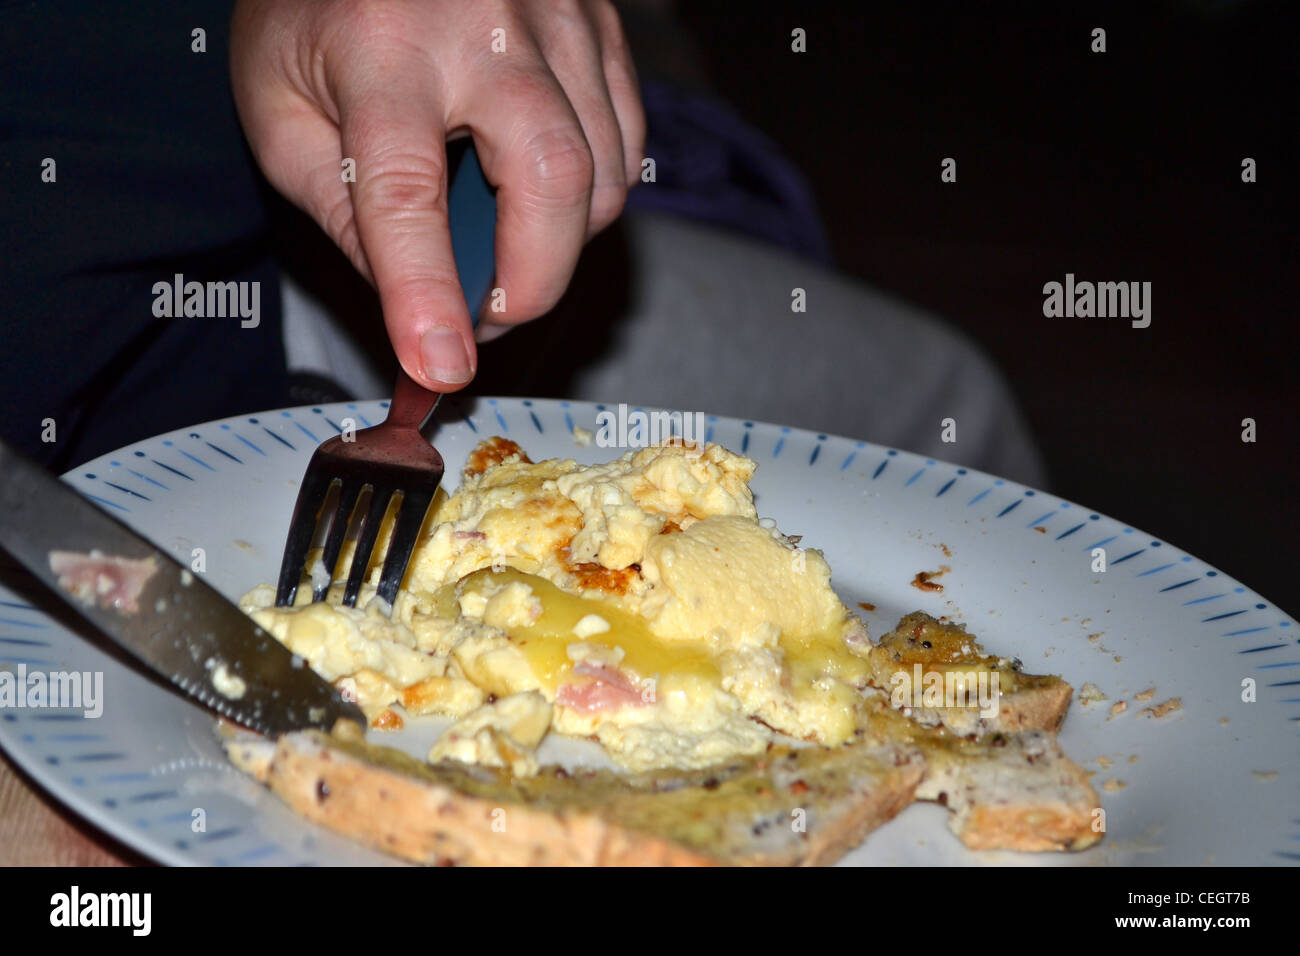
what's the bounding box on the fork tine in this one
[275,469,333,607]
[375,489,433,606]
[313,481,362,602]
[341,486,393,608]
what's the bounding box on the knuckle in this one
[354,159,446,216]
[389,273,463,308]
[321,1,426,87]
[332,0,413,45]
[519,126,594,205]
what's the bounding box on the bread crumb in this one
[1102,778,1127,792]
[1078,682,1108,706]
[1251,770,1278,782]
[1113,655,1123,663]
[1087,633,1103,643]
[911,566,950,592]
[1109,700,1127,717]
[572,424,594,446]
[1219,717,1230,726]
[1141,697,1181,719]
[1128,754,1139,764]
[1135,686,1156,701]
[1096,755,1113,769]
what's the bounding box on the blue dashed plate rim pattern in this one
[0,396,1294,866]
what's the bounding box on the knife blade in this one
[0,438,366,736]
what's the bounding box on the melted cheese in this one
[428,691,552,777]
[450,568,720,703]
[450,565,868,747]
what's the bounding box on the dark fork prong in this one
[376,488,434,606]
[342,485,393,608]
[275,469,333,607]
[313,480,363,602]
[277,377,449,614]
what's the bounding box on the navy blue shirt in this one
[0,0,288,470]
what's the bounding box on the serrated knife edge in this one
[0,438,365,736]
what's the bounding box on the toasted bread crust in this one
[989,679,1073,733]
[267,732,713,866]
[866,612,1073,735]
[916,730,1102,852]
[237,726,924,866]
[226,716,1098,861]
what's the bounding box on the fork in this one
[274,142,496,612]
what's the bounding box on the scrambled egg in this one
[241,438,872,771]
[427,691,552,777]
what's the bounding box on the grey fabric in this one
[281,275,389,401]
[559,212,1046,487]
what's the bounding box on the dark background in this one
[619,0,1296,612]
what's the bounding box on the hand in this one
[230,0,645,390]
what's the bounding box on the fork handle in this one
[387,368,441,431]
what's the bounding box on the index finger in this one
[338,76,475,390]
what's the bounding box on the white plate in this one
[0,397,1294,865]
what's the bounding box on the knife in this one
[0,437,366,736]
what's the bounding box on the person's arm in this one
[230,0,644,390]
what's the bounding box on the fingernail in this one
[420,327,473,384]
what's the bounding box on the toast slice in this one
[849,694,1101,853]
[221,722,924,866]
[865,612,1073,735]
[223,708,1099,861]
[915,729,1103,852]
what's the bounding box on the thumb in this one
[340,87,476,390]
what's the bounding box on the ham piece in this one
[555,661,648,714]
[48,550,158,614]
